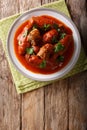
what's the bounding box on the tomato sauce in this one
[14,15,74,74]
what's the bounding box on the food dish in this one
[7,8,81,81]
[14,15,74,74]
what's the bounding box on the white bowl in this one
[7,8,81,81]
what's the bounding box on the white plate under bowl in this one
[7,8,81,81]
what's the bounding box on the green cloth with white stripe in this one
[0,0,87,93]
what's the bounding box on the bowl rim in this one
[7,7,81,81]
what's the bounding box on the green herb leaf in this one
[53,23,61,32]
[26,47,34,54]
[54,42,65,53]
[23,29,29,37]
[39,60,46,69]
[43,24,51,31]
[33,24,39,29]
[53,23,58,30]
[52,36,58,43]
[57,55,64,62]
[60,33,66,39]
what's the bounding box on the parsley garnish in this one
[53,23,58,30]
[26,47,34,54]
[54,42,65,53]
[57,55,64,62]
[39,60,46,69]
[53,23,61,32]
[60,33,66,39]
[43,24,51,31]
[52,36,58,43]
[32,24,39,29]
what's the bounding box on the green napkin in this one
[0,0,87,94]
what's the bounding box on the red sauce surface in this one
[14,15,74,74]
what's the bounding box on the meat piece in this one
[17,33,27,43]
[28,17,34,29]
[18,46,26,55]
[32,45,40,54]
[30,16,46,27]
[59,34,73,55]
[27,28,41,46]
[25,54,30,62]
[25,54,42,66]
[17,26,31,55]
[18,40,30,55]
[17,17,35,42]
[23,25,29,33]
[17,32,31,54]
[52,35,73,60]
[37,43,54,60]
[17,25,30,42]
[43,29,58,43]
